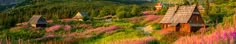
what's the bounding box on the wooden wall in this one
[161,23,176,32]
[179,23,191,33]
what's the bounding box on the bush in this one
[152,23,161,30]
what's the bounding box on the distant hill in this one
[0,0,26,5]
[0,0,17,5]
[0,0,26,12]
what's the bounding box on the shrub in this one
[7,28,44,40]
[152,23,161,30]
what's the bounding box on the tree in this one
[116,6,126,18]
[130,5,140,16]
[98,9,107,17]
[159,0,186,5]
[90,10,97,17]
[116,11,126,18]
[205,0,210,15]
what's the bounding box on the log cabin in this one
[159,5,205,33]
[28,15,47,28]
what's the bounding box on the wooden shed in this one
[159,5,205,32]
[73,12,88,21]
[155,3,162,11]
[28,15,47,28]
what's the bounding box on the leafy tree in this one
[90,10,97,17]
[98,9,107,17]
[115,6,126,18]
[130,5,140,16]
[159,0,186,5]
[116,11,126,18]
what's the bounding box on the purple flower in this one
[229,32,236,37]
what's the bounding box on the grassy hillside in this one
[0,0,155,29]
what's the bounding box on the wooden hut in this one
[159,5,205,32]
[155,3,162,11]
[73,12,88,21]
[28,15,47,28]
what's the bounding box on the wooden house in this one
[28,15,47,28]
[73,12,88,21]
[159,5,205,32]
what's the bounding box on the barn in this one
[28,15,47,28]
[159,5,205,32]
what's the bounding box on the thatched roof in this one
[160,5,197,23]
[73,12,88,19]
[28,15,47,24]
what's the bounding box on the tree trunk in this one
[206,0,210,15]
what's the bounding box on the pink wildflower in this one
[174,25,236,44]
[64,25,71,31]
[129,17,143,23]
[46,24,62,32]
[45,34,55,38]
[79,24,93,29]
[144,15,160,21]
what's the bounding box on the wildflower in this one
[79,24,93,29]
[144,15,160,21]
[45,34,55,38]
[64,25,71,31]
[46,24,62,32]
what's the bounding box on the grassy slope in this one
[0,0,155,29]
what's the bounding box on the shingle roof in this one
[170,23,179,26]
[160,5,197,23]
[28,15,47,24]
[159,6,178,23]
